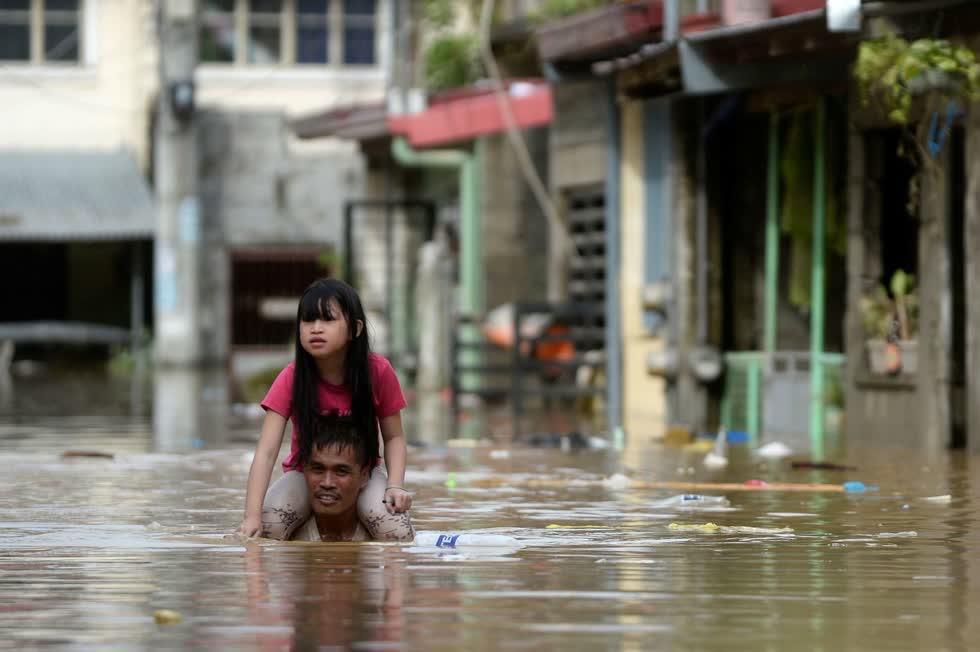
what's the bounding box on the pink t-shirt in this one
[261,353,407,472]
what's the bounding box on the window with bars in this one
[0,0,81,64]
[200,0,376,66]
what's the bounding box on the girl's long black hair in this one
[292,278,377,465]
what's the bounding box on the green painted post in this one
[809,98,827,459]
[720,381,732,434]
[764,110,780,356]
[747,356,760,446]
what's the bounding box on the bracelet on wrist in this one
[384,485,404,492]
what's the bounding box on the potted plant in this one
[859,269,918,375]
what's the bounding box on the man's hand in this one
[383,487,412,514]
[237,515,264,538]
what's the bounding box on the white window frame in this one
[0,0,86,65]
[201,0,379,68]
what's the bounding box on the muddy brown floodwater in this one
[1,372,979,650]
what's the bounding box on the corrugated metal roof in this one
[0,150,155,242]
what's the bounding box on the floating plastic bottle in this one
[655,494,730,508]
[413,532,522,548]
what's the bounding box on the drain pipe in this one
[391,137,483,386]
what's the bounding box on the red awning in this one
[387,80,553,149]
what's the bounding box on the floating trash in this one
[843,481,879,493]
[921,495,952,504]
[601,474,632,490]
[653,494,731,508]
[154,609,182,625]
[668,523,794,534]
[756,442,793,459]
[669,522,720,533]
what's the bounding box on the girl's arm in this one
[237,410,288,536]
[379,412,412,514]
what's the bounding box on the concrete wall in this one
[550,81,607,190]
[199,111,364,247]
[0,0,156,164]
[480,129,550,311]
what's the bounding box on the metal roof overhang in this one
[605,8,860,98]
[387,81,553,149]
[0,150,155,242]
[291,82,553,150]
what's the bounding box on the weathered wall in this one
[620,99,667,441]
[480,128,550,311]
[199,111,365,247]
[550,81,607,190]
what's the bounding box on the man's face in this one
[304,443,370,517]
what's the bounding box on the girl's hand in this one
[237,515,264,538]
[383,487,412,514]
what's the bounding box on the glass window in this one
[296,0,327,64]
[248,0,281,64]
[342,0,374,65]
[201,0,236,63]
[0,0,31,61]
[43,0,79,62]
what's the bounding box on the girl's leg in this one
[261,470,310,540]
[358,466,415,541]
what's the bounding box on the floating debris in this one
[61,451,114,460]
[756,442,793,459]
[668,523,794,534]
[791,461,857,471]
[154,609,182,625]
[669,522,721,533]
[921,495,952,504]
[601,474,632,490]
[843,481,879,493]
[703,427,729,470]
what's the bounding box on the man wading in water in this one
[289,414,377,542]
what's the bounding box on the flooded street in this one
[2,375,980,651]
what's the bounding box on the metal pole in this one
[130,242,144,355]
[604,81,624,448]
[764,109,780,355]
[384,158,394,357]
[696,102,708,344]
[809,98,827,457]
[747,355,760,445]
[344,203,354,283]
[664,0,679,41]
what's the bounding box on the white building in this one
[0,0,393,375]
